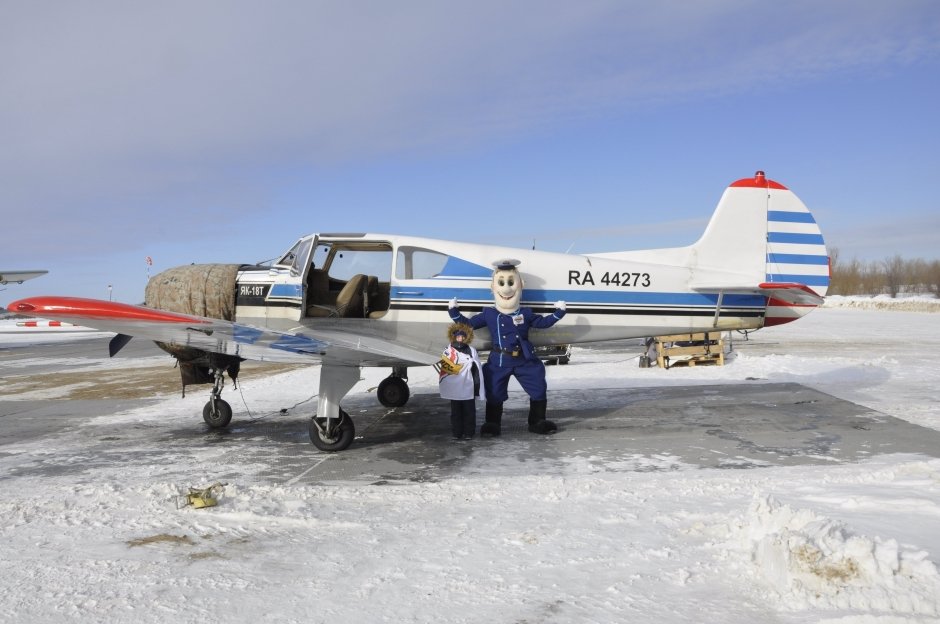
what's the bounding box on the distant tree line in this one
[828,249,940,297]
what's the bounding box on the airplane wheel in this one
[309,409,356,452]
[203,399,233,428]
[377,376,410,407]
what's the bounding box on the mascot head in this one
[491,259,523,314]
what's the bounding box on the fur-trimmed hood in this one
[447,322,474,345]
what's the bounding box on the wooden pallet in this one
[654,332,725,369]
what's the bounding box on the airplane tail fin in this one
[689,171,829,326]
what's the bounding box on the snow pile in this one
[824,295,940,313]
[737,495,940,616]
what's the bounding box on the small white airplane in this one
[9,171,828,451]
[0,269,48,285]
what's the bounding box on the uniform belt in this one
[491,346,522,357]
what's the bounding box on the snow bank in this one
[736,495,940,616]
[823,295,940,313]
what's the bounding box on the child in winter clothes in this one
[438,323,484,439]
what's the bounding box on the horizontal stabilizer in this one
[693,282,823,306]
[757,282,824,305]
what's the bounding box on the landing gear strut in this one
[202,368,233,428]
[309,364,360,452]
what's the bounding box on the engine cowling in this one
[144,263,244,394]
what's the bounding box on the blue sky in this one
[2,1,939,303]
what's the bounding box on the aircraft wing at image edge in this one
[6,296,440,367]
[0,270,48,285]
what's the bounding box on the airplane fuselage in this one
[230,233,768,365]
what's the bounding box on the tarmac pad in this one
[5,382,940,487]
[292,382,940,485]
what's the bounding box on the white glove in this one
[555,301,566,311]
[449,297,458,308]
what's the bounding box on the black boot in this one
[480,402,503,437]
[462,402,476,440]
[528,399,557,434]
[450,402,464,439]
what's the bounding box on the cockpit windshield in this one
[276,238,313,275]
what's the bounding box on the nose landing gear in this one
[202,368,233,428]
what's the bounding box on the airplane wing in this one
[0,270,48,285]
[693,282,824,306]
[7,296,439,367]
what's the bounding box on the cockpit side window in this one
[324,245,392,281]
[312,244,331,272]
[395,246,449,280]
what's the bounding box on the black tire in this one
[202,399,233,428]
[309,409,356,452]
[559,357,570,365]
[377,376,410,407]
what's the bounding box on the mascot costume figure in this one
[448,259,566,436]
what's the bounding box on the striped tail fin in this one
[754,172,829,325]
[689,171,828,327]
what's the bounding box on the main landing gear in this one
[184,358,413,453]
[307,363,361,452]
[376,366,410,408]
[306,365,412,452]
[309,410,356,451]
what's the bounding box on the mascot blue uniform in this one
[448,259,566,436]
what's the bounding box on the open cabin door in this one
[305,237,393,319]
[266,235,316,322]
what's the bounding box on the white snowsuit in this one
[438,343,484,400]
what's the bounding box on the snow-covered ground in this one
[1,296,940,623]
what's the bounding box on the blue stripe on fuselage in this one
[270,283,303,298]
[393,286,766,308]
